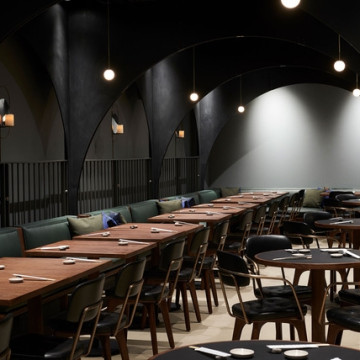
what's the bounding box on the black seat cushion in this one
[254,285,312,301]
[338,289,360,305]
[232,297,307,322]
[10,333,86,360]
[140,284,169,301]
[327,306,360,332]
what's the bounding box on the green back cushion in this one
[0,228,23,256]
[157,199,182,214]
[303,189,323,208]
[68,214,103,236]
[129,200,159,222]
[21,216,73,250]
[198,190,218,203]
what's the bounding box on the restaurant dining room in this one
[3,0,360,359]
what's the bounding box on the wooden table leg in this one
[310,269,326,342]
[27,295,43,333]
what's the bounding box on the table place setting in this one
[272,253,312,261]
[150,227,177,233]
[10,273,56,282]
[38,245,70,251]
[118,239,145,245]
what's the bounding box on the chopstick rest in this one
[0,265,5,270]
[39,245,69,250]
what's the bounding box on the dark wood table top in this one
[73,222,202,243]
[148,340,360,360]
[0,257,111,308]
[147,212,231,224]
[172,207,246,216]
[25,239,156,259]
[315,218,360,231]
[193,202,258,209]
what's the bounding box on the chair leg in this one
[292,320,308,341]
[327,323,343,345]
[232,318,246,340]
[96,335,112,360]
[159,300,175,349]
[188,280,201,323]
[251,322,265,339]
[177,281,191,331]
[145,303,159,355]
[275,323,283,340]
[202,270,213,314]
[208,270,219,307]
[115,329,129,360]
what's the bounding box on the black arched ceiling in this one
[2,0,360,210]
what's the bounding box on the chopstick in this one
[12,273,55,281]
[174,221,194,226]
[267,344,329,350]
[38,245,69,250]
[65,257,101,262]
[118,239,145,245]
[272,255,312,261]
[189,346,230,358]
[151,227,176,232]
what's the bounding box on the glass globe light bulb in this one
[238,105,245,113]
[353,88,360,97]
[190,92,199,102]
[281,0,301,9]
[334,60,345,72]
[103,68,115,81]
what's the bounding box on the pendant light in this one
[237,76,245,113]
[334,35,346,72]
[189,47,199,102]
[281,0,301,9]
[353,73,360,97]
[103,0,115,81]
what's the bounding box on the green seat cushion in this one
[198,190,218,203]
[68,214,103,236]
[0,228,23,256]
[303,189,323,208]
[157,199,182,214]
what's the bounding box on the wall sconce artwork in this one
[176,130,185,138]
[0,99,14,127]
[111,116,124,134]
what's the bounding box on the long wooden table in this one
[212,191,286,205]
[0,257,111,333]
[147,212,231,226]
[25,239,156,260]
[72,222,203,262]
[193,202,258,210]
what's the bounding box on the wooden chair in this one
[10,274,105,360]
[217,250,308,341]
[0,313,13,360]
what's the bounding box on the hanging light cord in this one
[240,76,242,104]
[106,0,111,68]
[338,34,341,60]
[192,47,195,91]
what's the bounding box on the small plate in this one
[293,253,306,257]
[0,265,5,270]
[327,248,339,253]
[331,253,343,258]
[118,240,129,246]
[63,259,76,265]
[9,277,23,283]
[283,349,308,359]
[229,348,254,359]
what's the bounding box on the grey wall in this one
[207,83,360,190]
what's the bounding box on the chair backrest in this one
[329,191,354,199]
[303,211,331,229]
[217,250,250,287]
[188,226,210,255]
[282,220,312,236]
[0,313,13,360]
[113,257,146,298]
[158,237,186,272]
[245,235,292,261]
[66,273,105,323]
[112,258,146,332]
[208,220,229,251]
[267,200,279,217]
[335,193,358,201]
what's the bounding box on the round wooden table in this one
[149,340,360,360]
[315,218,360,249]
[254,248,360,343]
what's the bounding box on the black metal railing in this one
[0,157,200,226]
